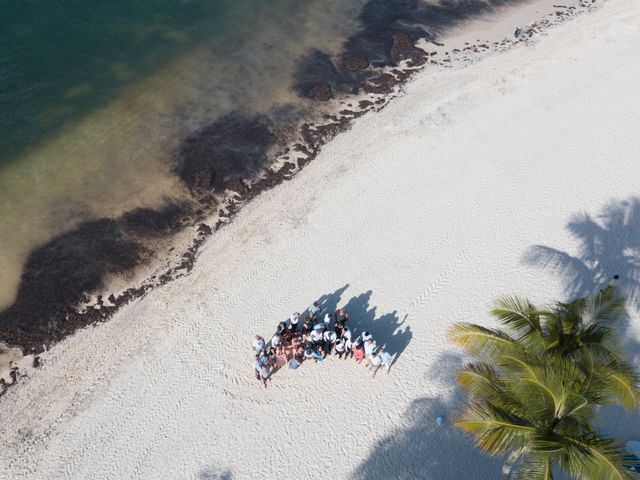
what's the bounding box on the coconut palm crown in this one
[449,285,640,479]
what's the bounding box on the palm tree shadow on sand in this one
[351,352,501,479]
[523,197,640,309]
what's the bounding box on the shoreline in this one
[0,0,597,386]
[1,0,639,477]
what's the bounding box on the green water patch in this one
[0,0,248,166]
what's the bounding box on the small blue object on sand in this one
[624,440,640,471]
[289,359,300,369]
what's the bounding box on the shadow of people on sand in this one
[351,352,500,479]
[341,290,413,368]
[310,284,350,319]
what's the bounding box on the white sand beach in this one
[2,0,640,478]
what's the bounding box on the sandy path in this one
[1,0,640,478]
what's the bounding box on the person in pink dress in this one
[353,344,366,363]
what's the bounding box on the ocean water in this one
[0,0,368,310]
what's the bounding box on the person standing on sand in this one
[252,335,265,353]
[344,336,354,359]
[372,348,393,376]
[334,338,346,359]
[335,308,349,327]
[342,326,352,342]
[310,326,324,346]
[309,302,321,320]
[323,328,337,354]
[290,312,300,331]
[275,346,288,369]
[369,351,383,375]
[253,354,262,382]
[283,325,295,345]
[363,339,377,367]
[380,348,393,373]
[303,315,314,334]
[271,332,282,349]
[258,363,270,388]
[353,344,365,363]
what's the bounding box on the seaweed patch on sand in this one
[176,112,277,195]
[0,200,201,354]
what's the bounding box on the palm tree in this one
[454,355,638,479]
[449,285,640,479]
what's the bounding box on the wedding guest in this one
[335,308,349,326]
[344,336,354,359]
[309,302,322,320]
[290,312,301,331]
[323,329,337,354]
[252,335,265,353]
[334,338,347,359]
[303,315,314,333]
[342,326,353,342]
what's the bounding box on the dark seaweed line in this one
[0,0,596,397]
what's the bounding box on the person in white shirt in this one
[290,312,300,331]
[342,326,352,342]
[380,348,393,372]
[323,312,334,328]
[252,335,265,353]
[344,337,354,359]
[253,354,262,382]
[271,332,282,348]
[372,347,393,376]
[361,331,373,343]
[310,328,324,345]
[369,350,383,374]
[323,329,337,354]
[334,339,346,359]
[258,364,270,388]
[363,339,377,367]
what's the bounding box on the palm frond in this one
[457,363,503,400]
[492,295,542,337]
[592,361,640,410]
[583,289,626,329]
[512,454,553,480]
[448,323,519,360]
[454,402,534,456]
[560,433,635,480]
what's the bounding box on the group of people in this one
[252,302,393,387]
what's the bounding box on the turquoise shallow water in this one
[0,0,246,165]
